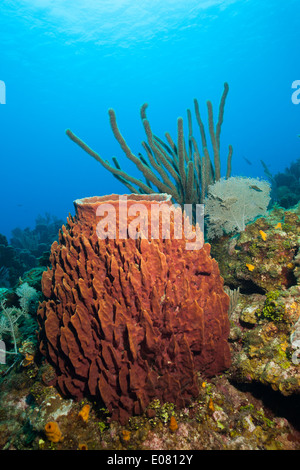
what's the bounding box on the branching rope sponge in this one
[66,82,233,206]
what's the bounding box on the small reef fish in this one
[243,156,252,165]
[250,185,263,192]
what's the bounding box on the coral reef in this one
[0,234,25,288]
[211,203,300,293]
[0,361,299,450]
[228,288,300,396]
[263,158,300,209]
[10,213,64,258]
[0,200,299,448]
[0,267,10,288]
[37,194,231,424]
[0,214,63,288]
[210,202,300,398]
[0,178,299,450]
[66,83,233,206]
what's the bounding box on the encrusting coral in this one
[66,83,233,207]
[37,193,231,424]
[211,202,300,397]
[211,202,300,293]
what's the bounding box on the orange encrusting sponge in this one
[78,404,90,422]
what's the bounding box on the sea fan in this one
[204,176,271,239]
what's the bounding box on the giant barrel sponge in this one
[37,194,231,424]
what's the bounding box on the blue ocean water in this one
[0,0,299,240]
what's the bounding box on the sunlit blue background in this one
[0,0,299,239]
